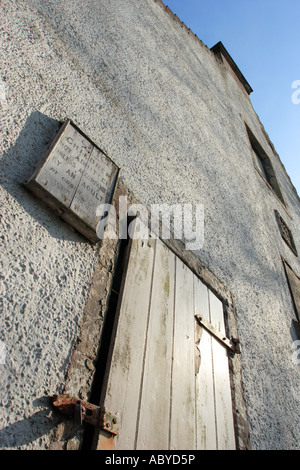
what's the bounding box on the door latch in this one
[51,394,119,436]
[195,315,241,354]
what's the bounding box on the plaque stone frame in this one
[25,119,119,243]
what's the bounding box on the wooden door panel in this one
[97,223,236,450]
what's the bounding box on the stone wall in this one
[1,0,299,449]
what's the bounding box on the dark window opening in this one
[275,210,298,256]
[246,125,285,206]
[283,260,300,323]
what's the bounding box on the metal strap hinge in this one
[51,394,119,436]
[195,315,240,354]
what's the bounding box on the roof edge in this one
[211,42,253,95]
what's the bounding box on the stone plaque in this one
[26,120,119,242]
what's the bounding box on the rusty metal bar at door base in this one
[51,394,119,436]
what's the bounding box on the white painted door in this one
[97,228,236,450]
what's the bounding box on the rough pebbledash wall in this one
[1,0,300,449]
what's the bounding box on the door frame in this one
[63,180,251,450]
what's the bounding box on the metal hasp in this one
[51,394,119,436]
[194,315,241,354]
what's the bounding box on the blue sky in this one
[166,0,300,196]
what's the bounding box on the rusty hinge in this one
[51,394,119,436]
[194,315,241,354]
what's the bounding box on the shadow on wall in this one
[0,411,54,449]
[0,396,75,449]
[0,110,90,244]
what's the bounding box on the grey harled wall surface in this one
[1,0,300,449]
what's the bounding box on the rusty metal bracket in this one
[51,394,119,436]
[194,315,241,354]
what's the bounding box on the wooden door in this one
[97,227,236,450]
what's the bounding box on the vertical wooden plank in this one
[99,234,155,450]
[209,291,236,450]
[135,239,175,450]
[193,277,217,450]
[170,257,196,450]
